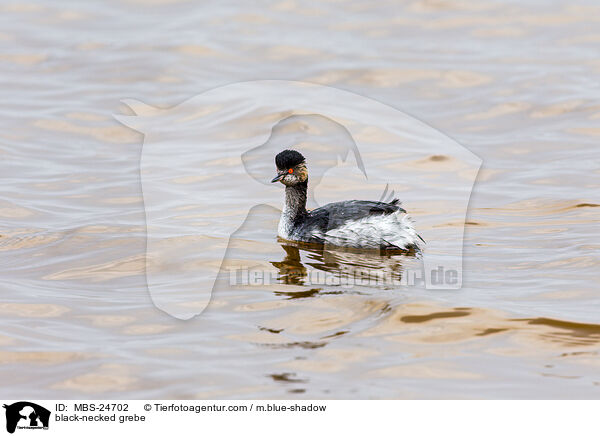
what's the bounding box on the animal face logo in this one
[116,80,481,320]
[3,402,50,434]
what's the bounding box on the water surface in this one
[0,0,599,399]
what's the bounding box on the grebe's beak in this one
[271,172,285,183]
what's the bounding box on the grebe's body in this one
[272,150,423,251]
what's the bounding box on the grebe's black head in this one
[275,149,304,170]
[271,149,308,186]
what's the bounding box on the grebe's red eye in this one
[288,168,294,174]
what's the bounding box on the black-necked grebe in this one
[271,150,423,251]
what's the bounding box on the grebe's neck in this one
[283,180,308,222]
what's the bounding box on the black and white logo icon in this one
[3,402,50,434]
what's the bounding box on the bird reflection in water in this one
[270,241,416,295]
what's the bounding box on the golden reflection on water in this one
[220,240,600,395]
[270,242,407,288]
